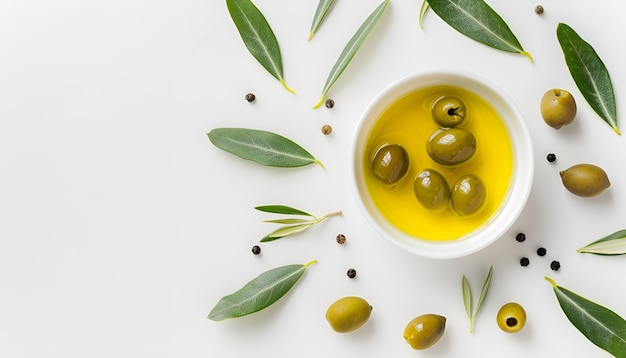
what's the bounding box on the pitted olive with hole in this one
[559,163,610,197]
[325,296,372,333]
[371,144,409,185]
[403,314,446,350]
[432,96,467,127]
[414,169,450,211]
[451,174,486,216]
[540,89,577,129]
[497,302,526,333]
[426,128,476,167]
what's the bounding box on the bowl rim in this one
[350,70,534,259]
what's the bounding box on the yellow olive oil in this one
[363,85,513,241]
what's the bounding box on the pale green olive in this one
[414,169,450,211]
[497,302,526,333]
[432,96,467,127]
[371,144,409,185]
[451,174,486,216]
[426,128,476,167]
[403,314,446,350]
[559,163,610,197]
[540,89,577,129]
[325,296,373,333]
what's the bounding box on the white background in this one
[2,0,626,357]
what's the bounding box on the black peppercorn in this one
[336,233,346,244]
[245,93,256,102]
[251,245,261,255]
[537,247,547,256]
[325,99,335,108]
[546,153,556,163]
[322,124,333,135]
[346,268,357,279]
[520,257,530,267]
[550,260,561,271]
[535,5,544,15]
[515,233,526,243]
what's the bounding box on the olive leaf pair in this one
[256,205,342,242]
[462,265,493,333]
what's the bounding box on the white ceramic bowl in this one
[351,71,534,259]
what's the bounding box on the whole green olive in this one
[371,144,409,185]
[403,314,446,350]
[559,163,610,197]
[451,174,486,216]
[540,88,577,129]
[432,96,467,127]
[325,296,373,333]
[414,169,450,211]
[497,302,526,333]
[426,128,476,167]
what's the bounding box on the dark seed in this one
[515,233,526,243]
[245,93,256,102]
[546,153,556,163]
[506,317,518,327]
[321,124,333,135]
[550,260,561,271]
[346,268,357,279]
[336,233,346,244]
[535,5,544,15]
[537,247,547,256]
[520,257,530,267]
[325,99,335,108]
[251,245,261,255]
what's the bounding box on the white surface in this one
[1,1,626,357]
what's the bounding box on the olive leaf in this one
[308,0,335,41]
[313,0,389,108]
[557,23,620,135]
[419,0,429,29]
[256,205,342,242]
[546,277,626,356]
[426,0,531,60]
[207,128,324,168]
[208,260,317,321]
[577,229,626,255]
[462,265,493,333]
[226,0,295,93]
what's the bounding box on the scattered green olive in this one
[325,296,372,333]
[432,96,467,127]
[414,169,450,211]
[371,144,409,185]
[403,314,446,350]
[451,174,486,216]
[559,163,610,197]
[426,128,476,167]
[540,89,577,129]
[497,302,526,333]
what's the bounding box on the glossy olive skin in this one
[371,144,409,185]
[426,128,476,167]
[325,296,372,333]
[560,163,610,197]
[432,96,467,127]
[414,169,450,211]
[403,314,446,350]
[451,174,486,216]
[497,302,526,333]
[540,89,577,129]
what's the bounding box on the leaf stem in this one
[304,259,318,268]
[280,79,296,94]
[313,95,325,109]
[521,51,533,62]
[545,276,557,288]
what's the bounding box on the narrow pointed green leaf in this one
[473,265,493,319]
[207,128,324,168]
[208,260,317,320]
[226,0,294,93]
[557,23,619,135]
[263,218,312,224]
[419,0,429,29]
[426,0,531,60]
[313,0,389,108]
[546,277,626,356]
[308,0,335,41]
[263,223,314,241]
[255,205,313,217]
[577,229,626,255]
[462,275,473,321]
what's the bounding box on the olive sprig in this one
[256,205,342,242]
[462,265,493,333]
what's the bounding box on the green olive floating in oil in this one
[432,96,467,127]
[426,128,476,167]
[371,144,409,185]
[414,169,450,211]
[451,174,486,216]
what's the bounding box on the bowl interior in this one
[351,71,534,259]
